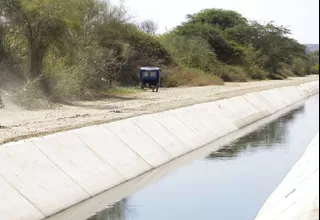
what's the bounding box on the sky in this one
[112,0,319,44]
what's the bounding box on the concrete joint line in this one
[131,120,175,159]
[0,165,46,218]
[33,141,92,197]
[72,131,127,181]
[101,125,155,169]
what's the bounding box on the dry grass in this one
[104,86,141,96]
[217,65,250,82]
[161,67,224,87]
[12,78,51,109]
[280,68,296,77]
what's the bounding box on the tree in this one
[306,50,319,75]
[245,22,307,75]
[139,20,158,35]
[308,50,319,65]
[186,8,247,30]
[0,23,5,61]
[175,19,245,64]
[160,33,217,71]
[0,0,84,91]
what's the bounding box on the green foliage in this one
[162,75,179,88]
[309,51,319,64]
[186,9,247,30]
[0,4,313,100]
[291,58,307,77]
[310,64,319,75]
[242,45,268,80]
[268,72,288,80]
[218,65,249,82]
[172,8,309,79]
[161,67,224,87]
[159,34,217,71]
[43,51,88,100]
[174,22,245,64]
[0,26,5,61]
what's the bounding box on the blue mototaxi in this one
[139,66,161,92]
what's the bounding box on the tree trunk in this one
[28,38,45,78]
[28,37,51,94]
[0,94,4,109]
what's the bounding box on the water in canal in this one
[88,94,319,220]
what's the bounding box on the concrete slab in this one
[0,142,90,217]
[223,96,262,127]
[105,119,172,167]
[259,90,283,112]
[256,92,280,113]
[296,84,309,98]
[282,86,301,104]
[34,132,125,196]
[235,112,268,128]
[152,111,206,150]
[186,103,238,139]
[132,115,192,158]
[229,96,260,115]
[273,88,292,107]
[267,89,288,109]
[0,175,44,220]
[255,134,319,220]
[243,92,272,115]
[287,86,302,102]
[212,98,240,122]
[73,125,152,180]
[210,96,261,128]
[170,108,215,143]
[274,88,292,106]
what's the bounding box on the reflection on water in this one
[87,199,135,220]
[208,106,305,159]
[87,95,318,220]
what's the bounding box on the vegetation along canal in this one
[84,94,319,220]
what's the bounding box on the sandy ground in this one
[0,76,318,144]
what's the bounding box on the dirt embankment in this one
[0,76,318,144]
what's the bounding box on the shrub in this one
[279,63,296,77]
[310,64,319,75]
[161,67,224,87]
[163,75,179,87]
[246,65,268,80]
[159,34,218,72]
[291,58,307,77]
[43,53,88,100]
[268,72,287,80]
[216,65,249,82]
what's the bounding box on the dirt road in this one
[0,76,318,144]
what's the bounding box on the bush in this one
[279,63,296,77]
[291,58,307,77]
[216,65,249,82]
[159,34,218,72]
[121,24,174,66]
[246,65,268,80]
[43,53,88,100]
[242,46,268,80]
[12,78,50,109]
[161,67,224,87]
[310,64,319,75]
[268,72,287,80]
[163,75,179,87]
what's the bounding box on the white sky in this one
[113,0,319,44]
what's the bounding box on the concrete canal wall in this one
[255,133,319,220]
[0,81,319,220]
